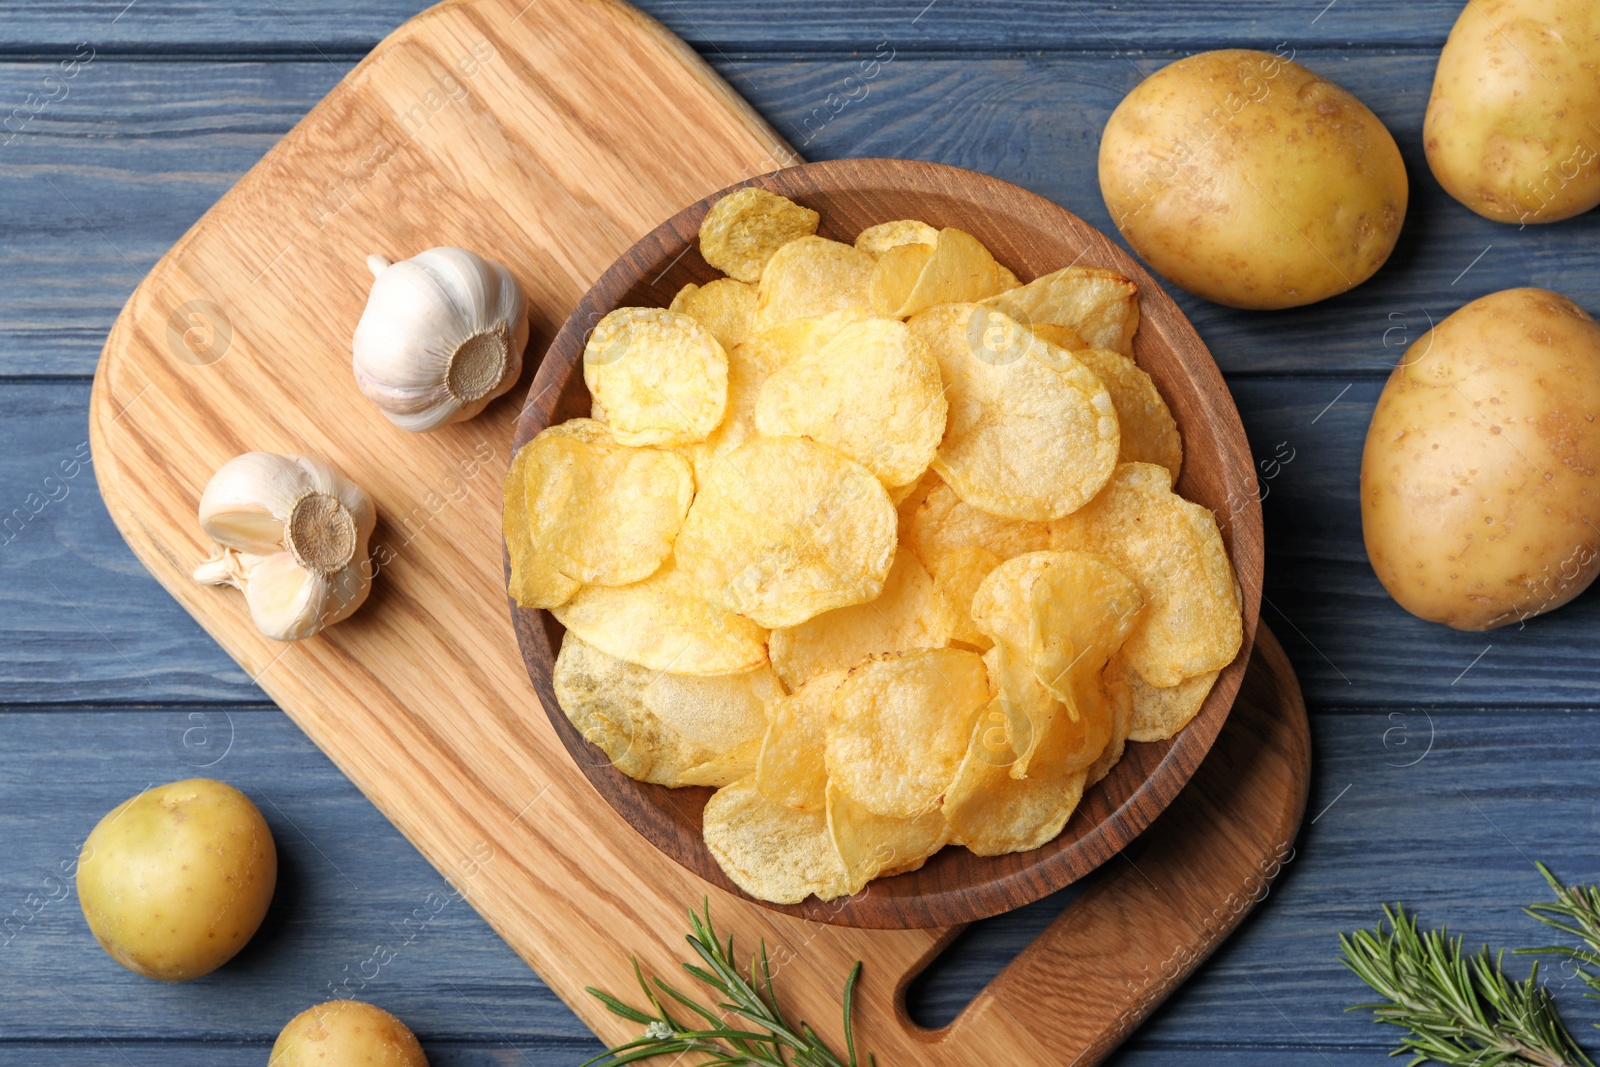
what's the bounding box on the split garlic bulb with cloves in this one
[352,247,529,432]
[192,453,377,642]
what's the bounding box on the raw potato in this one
[1361,288,1600,629]
[1425,0,1600,224]
[269,1000,427,1067]
[1099,49,1406,309]
[77,779,276,982]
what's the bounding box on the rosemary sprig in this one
[1341,903,1595,1067]
[580,901,876,1067]
[1519,863,1600,999]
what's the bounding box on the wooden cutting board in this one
[88,0,1311,1061]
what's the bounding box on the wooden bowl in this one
[509,158,1262,929]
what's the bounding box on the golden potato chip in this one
[677,737,764,788]
[669,277,757,351]
[698,187,820,283]
[543,416,614,443]
[928,544,1002,650]
[1050,462,1241,686]
[524,431,693,585]
[1029,553,1143,702]
[1112,653,1220,742]
[981,266,1140,356]
[1085,671,1133,787]
[855,219,938,257]
[756,670,846,812]
[551,561,769,675]
[825,648,991,818]
[906,478,1050,578]
[893,228,1011,317]
[995,264,1022,291]
[769,548,955,690]
[826,782,947,891]
[1064,348,1182,480]
[969,551,1060,651]
[739,307,870,374]
[552,634,780,786]
[895,469,940,541]
[503,441,579,609]
[1027,553,1143,773]
[675,437,897,628]
[754,317,947,488]
[677,340,769,489]
[584,308,728,447]
[1028,322,1090,350]
[943,708,1087,856]
[755,236,874,332]
[908,304,1119,521]
[869,242,934,317]
[702,776,852,903]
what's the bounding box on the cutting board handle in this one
[916,629,1309,1064]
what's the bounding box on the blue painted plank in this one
[6,707,1600,1060]
[5,53,1596,378]
[0,0,1466,54]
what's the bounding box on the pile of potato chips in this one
[505,186,1243,904]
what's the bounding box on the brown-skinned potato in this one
[1361,288,1600,630]
[1424,0,1600,225]
[1099,49,1407,310]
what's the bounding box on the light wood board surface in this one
[87,0,1308,1059]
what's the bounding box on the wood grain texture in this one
[85,0,1300,1057]
[0,0,1468,52]
[513,156,1264,929]
[14,52,1600,379]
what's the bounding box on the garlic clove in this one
[198,452,312,554]
[241,552,326,642]
[352,246,529,432]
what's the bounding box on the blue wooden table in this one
[6,2,1600,1063]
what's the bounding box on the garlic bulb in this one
[192,453,376,642]
[352,247,529,432]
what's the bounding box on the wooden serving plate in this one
[88,0,1304,1059]
[512,157,1265,928]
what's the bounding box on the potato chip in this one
[584,308,728,447]
[1027,553,1142,773]
[676,737,764,788]
[826,782,947,890]
[855,219,938,257]
[675,436,897,628]
[980,266,1141,356]
[943,707,1088,856]
[702,776,852,903]
[551,561,769,675]
[769,548,955,690]
[995,264,1021,291]
[928,545,1002,650]
[1057,348,1182,479]
[741,307,871,373]
[669,277,757,350]
[895,469,940,541]
[754,317,947,488]
[1085,670,1133,787]
[1050,462,1241,686]
[1028,322,1090,351]
[869,242,934,317]
[755,236,874,332]
[906,478,1050,578]
[698,187,820,283]
[826,648,991,818]
[1112,653,1220,742]
[504,441,580,609]
[908,304,1119,521]
[522,430,693,585]
[894,228,1011,317]
[553,634,780,786]
[968,553,1070,777]
[969,551,1061,651]
[756,670,846,812]
[677,340,769,490]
